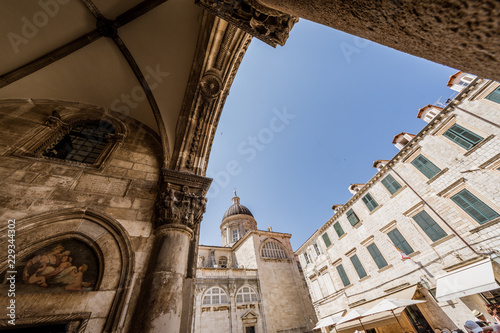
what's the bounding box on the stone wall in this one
[257,0,500,82]
[252,232,317,333]
[0,99,162,332]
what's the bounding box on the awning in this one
[436,258,500,302]
[335,285,418,332]
[314,316,337,330]
[314,311,345,330]
[335,308,405,331]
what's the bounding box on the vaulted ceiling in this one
[0,0,251,173]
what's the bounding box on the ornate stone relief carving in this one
[161,186,207,229]
[173,15,253,175]
[155,169,212,230]
[196,0,298,47]
[12,107,126,169]
[200,72,223,99]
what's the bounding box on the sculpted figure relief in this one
[161,186,208,229]
[1,240,98,293]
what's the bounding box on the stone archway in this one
[0,208,134,332]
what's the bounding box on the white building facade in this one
[192,194,317,333]
[296,74,500,333]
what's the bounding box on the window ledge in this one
[377,264,393,273]
[359,275,371,282]
[408,251,421,258]
[390,186,406,199]
[464,134,494,157]
[369,204,383,215]
[469,216,500,233]
[341,284,354,290]
[430,234,455,247]
[426,168,449,185]
[338,233,347,240]
[352,221,363,229]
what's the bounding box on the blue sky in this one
[199,19,458,250]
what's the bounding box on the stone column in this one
[131,169,211,333]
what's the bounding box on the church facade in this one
[192,194,317,333]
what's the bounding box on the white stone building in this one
[296,73,500,333]
[192,193,317,333]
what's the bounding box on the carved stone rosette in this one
[155,169,212,231]
[196,0,298,47]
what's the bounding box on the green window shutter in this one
[451,189,499,224]
[411,155,441,179]
[413,211,447,242]
[443,124,483,150]
[367,243,388,269]
[322,233,332,248]
[333,222,345,237]
[362,193,379,211]
[381,174,402,195]
[336,264,350,287]
[346,209,360,226]
[388,228,414,255]
[350,254,367,279]
[486,86,500,104]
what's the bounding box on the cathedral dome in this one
[222,193,253,220]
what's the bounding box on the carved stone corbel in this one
[196,0,298,47]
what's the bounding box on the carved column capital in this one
[196,0,298,47]
[155,169,212,230]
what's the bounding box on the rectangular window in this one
[367,243,388,269]
[451,189,499,224]
[346,209,360,226]
[350,254,367,279]
[381,174,402,195]
[486,86,500,104]
[313,243,322,256]
[362,193,379,212]
[303,252,310,264]
[388,228,414,255]
[322,232,332,248]
[309,247,317,259]
[443,124,483,150]
[413,211,447,242]
[333,222,345,237]
[232,229,239,242]
[411,154,441,179]
[321,273,336,294]
[311,279,322,300]
[336,264,351,287]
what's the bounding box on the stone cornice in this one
[162,168,213,196]
[295,77,485,254]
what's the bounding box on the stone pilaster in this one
[229,282,237,332]
[131,169,211,333]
